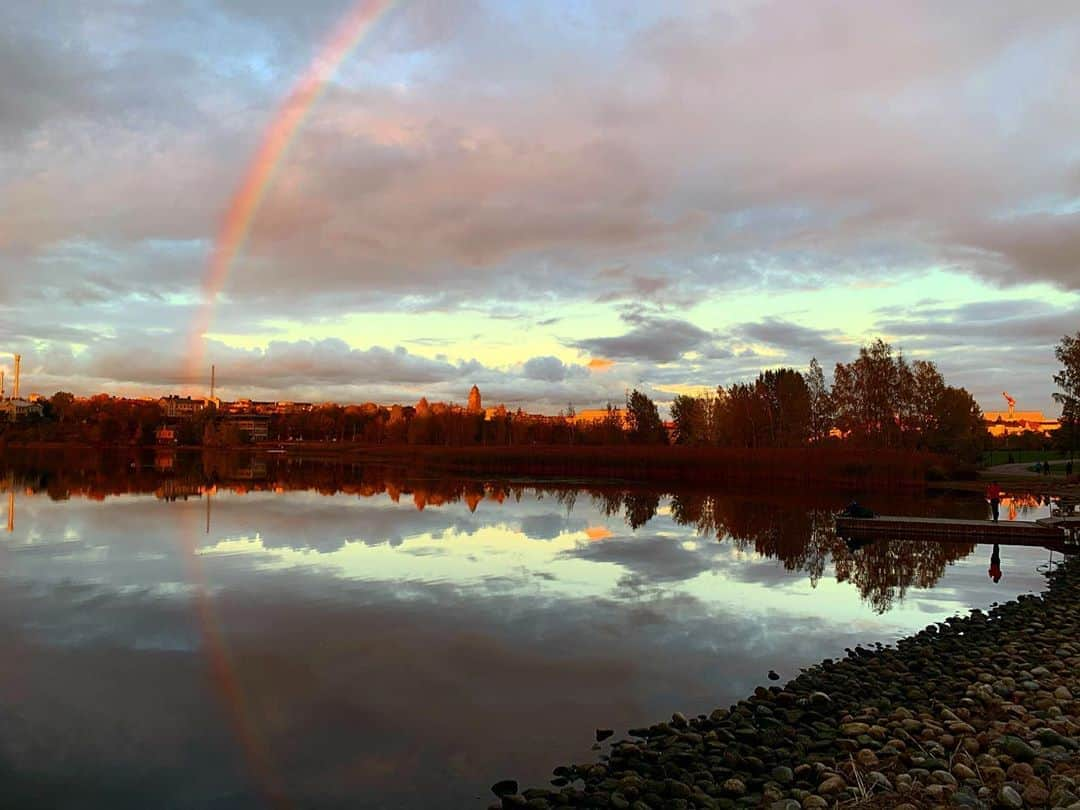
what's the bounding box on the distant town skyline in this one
[2,1,1077,415]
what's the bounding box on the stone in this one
[997,785,1023,809]
[493,780,520,797]
[595,728,614,742]
[801,798,828,809]
[952,763,977,781]
[930,769,956,786]
[666,780,692,800]
[855,749,878,768]
[1001,735,1037,762]
[1006,763,1034,781]
[771,766,794,785]
[840,722,870,736]
[925,783,946,800]
[867,771,892,790]
[1022,782,1049,806]
[721,778,746,797]
[818,775,847,795]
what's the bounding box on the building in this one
[0,398,43,422]
[159,396,209,420]
[1,353,43,421]
[569,407,630,429]
[223,414,271,442]
[983,410,1060,437]
[154,425,179,445]
[467,385,482,414]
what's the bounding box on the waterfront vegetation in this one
[6,335,1079,475]
[0,339,1002,470]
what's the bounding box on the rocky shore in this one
[493,557,1080,809]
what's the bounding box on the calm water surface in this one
[0,454,1061,809]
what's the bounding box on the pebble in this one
[500,559,1080,810]
[817,775,846,795]
[998,785,1024,809]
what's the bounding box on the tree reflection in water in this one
[3,448,982,613]
[667,492,976,612]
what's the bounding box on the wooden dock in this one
[836,514,1078,553]
[1036,516,1080,541]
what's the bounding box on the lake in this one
[0,452,1060,808]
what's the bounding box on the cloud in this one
[732,318,850,361]
[572,315,715,364]
[953,212,1080,291]
[877,299,1079,343]
[2,0,1080,410]
[522,355,569,382]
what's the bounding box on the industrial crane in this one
[1002,391,1016,416]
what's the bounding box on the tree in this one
[831,339,903,447]
[49,391,76,425]
[926,386,985,461]
[908,360,945,442]
[671,394,708,445]
[625,389,666,444]
[756,368,810,446]
[1053,332,1080,458]
[806,358,832,442]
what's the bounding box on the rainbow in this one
[186,0,403,391]
[174,3,404,799]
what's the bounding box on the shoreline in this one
[495,558,1080,809]
[1,441,975,492]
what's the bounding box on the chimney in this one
[210,364,216,401]
[13,354,20,400]
[1,369,4,399]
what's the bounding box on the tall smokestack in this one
[1,369,5,399]
[13,354,20,400]
[210,364,216,401]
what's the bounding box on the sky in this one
[1,0,1078,415]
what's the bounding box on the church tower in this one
[467,385,482,414]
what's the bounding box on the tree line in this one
[668,339,985,459]
[5,333,1078,462]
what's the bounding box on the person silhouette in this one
[989,544,1002,583]
[985,481,1001,522]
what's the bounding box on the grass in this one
[981,449,1070,465]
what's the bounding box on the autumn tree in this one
[626,389,666,444]
[907,360,946,442]
[1053,332,1080,456]
[832,339,905,446]
[806,358,832,442]
[671,394,709,445]
[925,386,984,460]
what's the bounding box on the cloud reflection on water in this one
[0,461,1056,809]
